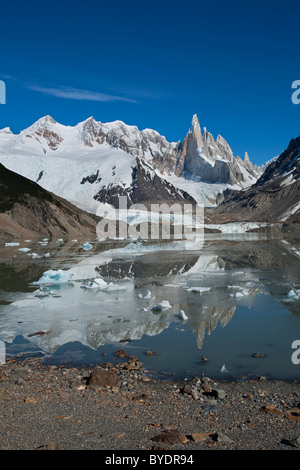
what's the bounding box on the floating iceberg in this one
[105,284,127,292]
[184,287,211,293]
[138,290,153,299]
[81,242,92,251]
[179,310,188,321]
[81,278,108,290]
[28,253,41,259]
[229,289,250,298]
[152,300,172,311]
[33,269,73,285]
[287,289,300,300]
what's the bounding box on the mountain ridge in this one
[208,136,300,224]
[0,114,262,212]
[0,163,99,240]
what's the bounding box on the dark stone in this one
[87,368,119,387]
[114,350,129,359]
[151,428,188,445]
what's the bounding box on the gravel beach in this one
[0,353,299,451]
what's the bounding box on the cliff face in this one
[175,115,260,185]
[0,163,99,240]
[208,136,300,223]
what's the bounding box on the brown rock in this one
[151,429,188,445]
[288,436,300,448]
[132,393,148,402]
[37,440,59,450]
[261,404,282,416]
[189,432,210,443]
[28,330,50,337]
[212,432,233,444]
[123,362,143,371]
[284,408,300,421]
[181,383,192,394]
[114,350,129,359]
[88,368,119,387]
[145,350,158,356]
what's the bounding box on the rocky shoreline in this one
[0,352,299,451]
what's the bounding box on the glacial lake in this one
[0,232,299,381]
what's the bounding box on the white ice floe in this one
[33,269,73,285]
[105,284,127,292]
[81,278,108,290]
[28,253,41,259]
[152,300,172,311]
[138,290,153,299]
[179,310,188,321]
[28,252,51,259]
[81,242,92,251]
[287,289,300,300]
[184,287,211,293]
[229,289,250,297]
[34,287,50,298]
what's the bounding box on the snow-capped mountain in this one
[212,136,300,223]
[0,115,261,212]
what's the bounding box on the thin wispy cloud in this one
[26,84,137,103]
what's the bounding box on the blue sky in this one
[0,0,299,165]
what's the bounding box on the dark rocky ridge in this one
[94,159,197,209]
[0,163,100,240]
[207,136,300,224]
